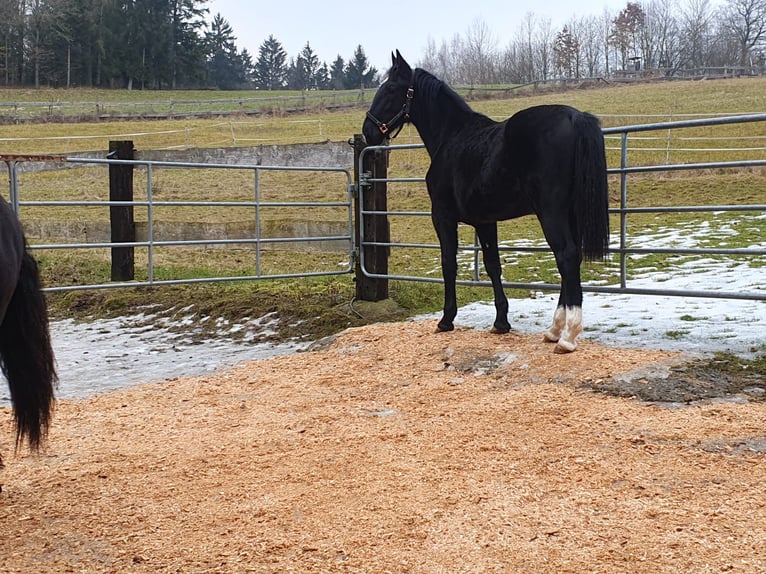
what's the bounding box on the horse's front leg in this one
[475,223,510,333]
[433,216,458,332]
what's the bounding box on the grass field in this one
[1,77,764,338]
[2,77,766,155]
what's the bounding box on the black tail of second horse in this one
[1,251,56,450]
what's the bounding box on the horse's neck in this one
[411,72,471,155]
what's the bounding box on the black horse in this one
[363,51,609,353]
[0,195,56,451]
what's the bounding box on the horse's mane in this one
[414,68,473,115]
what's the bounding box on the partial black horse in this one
[0,195,56,451]
[363,51,609,353]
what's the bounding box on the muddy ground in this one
[1,320,765,573]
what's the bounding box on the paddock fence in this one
[3,112,765,302]
[356,113,766,302]
[0,89,376,123]
[4,149,356,292]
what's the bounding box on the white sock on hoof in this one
[555,306,582,352]
[544,305,566,342]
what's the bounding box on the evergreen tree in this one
[285,56,301,89]
[253,34,287,89]
[240,47,254,84]
[330,54,345,89]
[287,42,321,89]
[167,0,209,88]
[117,0,174,89]
[206,13,246,89]
[37,0,105,88]
[299,42,320,89]
[343,45,377,88]
[315,62,330,89]
[1,0,212,88]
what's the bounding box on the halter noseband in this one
[366,85,414,140]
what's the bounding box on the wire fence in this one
[0,89,376,123]
[4,113,766,162]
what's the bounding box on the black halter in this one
[366,85,414,140]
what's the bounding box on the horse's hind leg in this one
[552,250,584,353]
[544,292,567,343]
[537,214,583,353]
[475,223,510,333]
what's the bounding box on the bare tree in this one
[419,37,444,77]
[418,35,461,82]
[640,0,681,71]
[535,16,555,79]
[719,0,766,67]
[462,18,498,84]
[505,12,555,82]
[679,0,715,68]
[516,13,539,82]
[496,42,517,83]
[576,15,606,76]
[602,8,615,75]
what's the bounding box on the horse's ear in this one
[394,50,411,76]
[391,51,397,67]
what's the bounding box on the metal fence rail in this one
[4,114,765,301]
[358,113,766,302]
[7,158,355,292]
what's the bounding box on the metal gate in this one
[357,113,766,302]
[5,155,355,291]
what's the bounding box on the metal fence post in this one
[108,140,135,281]
[352,135,389,301]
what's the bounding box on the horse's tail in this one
[573,111,610,261]
[1,250,56,450]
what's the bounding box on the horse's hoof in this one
[491,325,511,334]
[543,330,560,343]
[554,340,577,354]
[436,322,454,332]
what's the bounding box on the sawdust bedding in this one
[1,319,765,573]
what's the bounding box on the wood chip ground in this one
[2,320,765,573]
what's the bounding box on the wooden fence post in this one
[108,140,135,281]
[352,135,389,301]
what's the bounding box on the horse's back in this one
[505,105,582,157]
[428,104,602,224]
[503,105,598,190]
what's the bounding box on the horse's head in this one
[362,50,414,145]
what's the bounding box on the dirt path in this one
[2,320,765,573]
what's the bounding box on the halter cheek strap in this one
[366,86,414,139]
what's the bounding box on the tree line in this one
[419,0,766,84]
[0,0,378,90]
[1,0,763,91]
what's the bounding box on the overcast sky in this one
[207,0,636,72]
